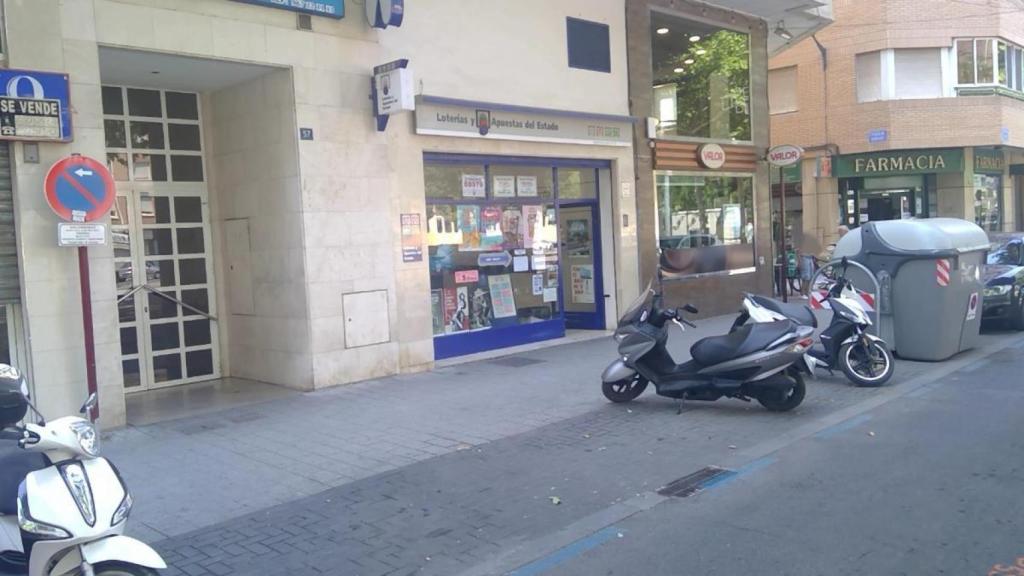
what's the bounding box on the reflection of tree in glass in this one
[656,31,750,140]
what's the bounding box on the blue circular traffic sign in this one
[44,155,115,222]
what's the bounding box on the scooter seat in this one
[749,295,818,328]
[691,320,796,366]
[0,447,47,515]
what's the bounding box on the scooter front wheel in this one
[757,372,806,412]
[839,340,894,387]
[602,375,649,403]
[91,561,161,576]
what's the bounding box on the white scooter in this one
[0,365,167,576]
[731,258,894,387]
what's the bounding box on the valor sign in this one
[0,69,72,142]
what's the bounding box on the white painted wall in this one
[207,69,312,390]
[4,0,125,427]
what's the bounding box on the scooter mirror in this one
[80,393,98,415]
[683,304,699,314]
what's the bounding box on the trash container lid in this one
[835,218,989,259]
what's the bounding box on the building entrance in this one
[103,86,219,391]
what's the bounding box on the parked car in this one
[659,234,719,251]
[983,234,1024,330]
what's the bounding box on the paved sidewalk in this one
[103,309,1007,545]
[106,312,737,539]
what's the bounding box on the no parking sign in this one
[44,154,115,222]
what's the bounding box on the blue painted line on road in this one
[700,456,777,491]
[815,413,873,439]
[959,358,988,373]
[508,526,623,576]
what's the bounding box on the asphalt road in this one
[543,342,1024,576]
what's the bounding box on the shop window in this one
[558,168,597,200]
[650,12,751,141]
[566,17,611,73]
[424,160,587,339]
[974,174,1003,232]
[655,173,755,276]
[425,163,487,200]
[768,66,798,114]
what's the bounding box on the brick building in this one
[769,0,1024,258]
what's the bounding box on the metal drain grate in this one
[489,356,545,368]
[657,466,736,497]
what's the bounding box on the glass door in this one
[559,204,604,329]
[105,86,219,391]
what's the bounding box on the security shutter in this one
[0,143,20,304]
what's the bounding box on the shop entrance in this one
[559,204,604,330]
[104,86,220,391]
[842,175,933,227]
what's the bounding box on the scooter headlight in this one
[71,420,100,457]
[17,485,71,540]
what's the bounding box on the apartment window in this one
[957,38,1001,85]
[650,12,751,141]
[856,51,882,102]
[567,18,611,73]
[894,49,942,99]
[768,66,798,114]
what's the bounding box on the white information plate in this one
[58,223,106,246]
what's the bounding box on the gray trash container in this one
[833,218,989,361]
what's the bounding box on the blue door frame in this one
[559,201,605,330]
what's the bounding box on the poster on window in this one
[517,175,538,197]
[522,205,542,250]
[566,218,592,257]
[448,286,470,332]
[571,265,595,304]
[462,174,486,198]
[470,285,493,329]
[457,205,481,250]
[493,175,516,198]
[427,207,462,246]
[501,207,523,249]
[480,206,503,249]
[431,289,444,335]
[721,204,742,244]
[488,274,517,318]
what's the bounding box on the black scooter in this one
[601,279,815,412]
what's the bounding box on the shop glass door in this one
[559,204,604,329]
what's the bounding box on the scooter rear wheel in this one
[602,375,649,403]
[756,372,806,412]
[91,561,161,576]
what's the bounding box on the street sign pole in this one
[77,247,98,420]
[767,145,804,304]
[44,154,115,421]
[779,165,788,303]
